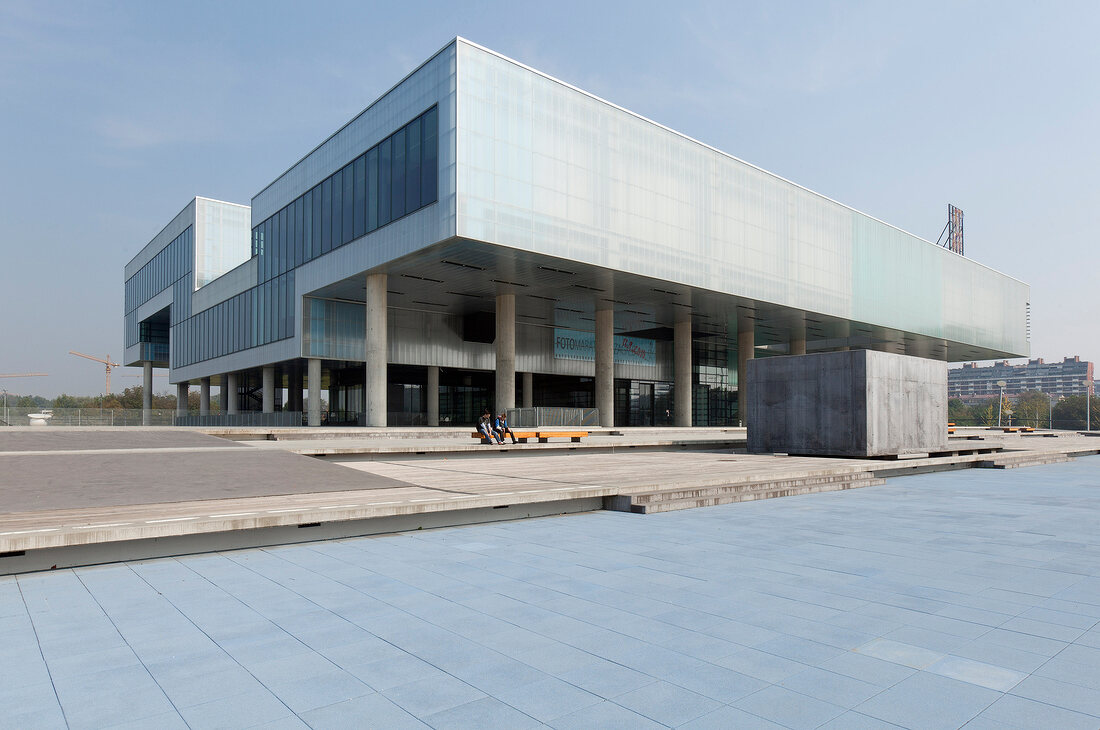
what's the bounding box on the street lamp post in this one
[996,380,1007,428]
[1082,380,1094,432]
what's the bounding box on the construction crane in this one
[68,351,121,394]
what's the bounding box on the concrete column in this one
[595,307,615,427]
[225,372,238,415]
[307,358,321,427]
[288,365,303,412]
[674,316,692,427]
[495,293,515,415]
[426,365,439,427]
[262,366,275,413]
[199,377,211,416]
[522,371,533,409]
[790,320,806,356]
[142,361,153,426]
[176,383,188,418]
[738,321,755,427]
[364,272,388,427]
[836,322,850,351]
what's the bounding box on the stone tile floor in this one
[2,457,1099,729]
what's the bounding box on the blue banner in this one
[553,328,656,366]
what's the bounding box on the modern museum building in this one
[123,38,1030,428]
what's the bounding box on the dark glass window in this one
[331,169,344,248]
[310,188,321,258]
[286,200,296,270]
[392,127,406,220]
[321,177,332,254]
[302,190,313,261]
[292,197,303,268]
[275,208,285,277]
[341,164,354,245]
[262,219,272,281]
[406,118,421,212]
[422,106,438,204]
[353,155,366,238]
[378,137,392,227]
[367,148,379,232]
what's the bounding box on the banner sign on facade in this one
[553,328,656,366]
[948,204,964,255]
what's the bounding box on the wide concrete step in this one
[632,477,886,514]
[977,453,1071,469]
[631,473,879,505]
[612,473,885,514]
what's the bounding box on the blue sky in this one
[2,0,1097,397]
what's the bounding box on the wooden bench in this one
[536,431,588,443]
[470,431,537,444]
[470,430,589,444]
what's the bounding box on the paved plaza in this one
[3,457,1100,729]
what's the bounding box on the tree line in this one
[950,391,1098,430]
[4,387,216,412]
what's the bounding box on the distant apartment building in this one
[948,357,1094,401]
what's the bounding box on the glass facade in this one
[172,271,295,368]
[251,106,439,285]
[124,226,193,350]
[195,201,251,288]
[693,336,737,426]
[304,297,365,361]
[456,42,1029,357]
[163,108,440,370]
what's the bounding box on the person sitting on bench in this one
[478,409,502,444]
[495,412,518,444]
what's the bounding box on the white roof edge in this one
[454,38,1027,288]
[251,37,460,203]
[195,196,250,209]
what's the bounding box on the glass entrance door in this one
[636,382,654,426]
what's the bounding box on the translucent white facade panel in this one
[455,41,1028,356]
[194,198,251,289]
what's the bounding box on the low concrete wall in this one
[746,350,947,457]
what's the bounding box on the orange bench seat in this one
[537,431,588,443]
[470,431,538,443]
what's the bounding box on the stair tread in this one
[635,479,886,513]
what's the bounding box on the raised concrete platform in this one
[2,427,1098,574]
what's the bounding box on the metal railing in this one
[0,407,177,426]
[175,412,304,427]
[506,407,600,428]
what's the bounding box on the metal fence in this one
[174,412,304,427]
[0,408,177,426]
[506,407,600,428]
[951,418,1092,431]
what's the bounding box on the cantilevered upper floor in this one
[124,37,1030,385]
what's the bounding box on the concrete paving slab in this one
[0,427,240,452]
[3,428,1098,568]
[0,447,415,513]
[1,459,1099,726]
